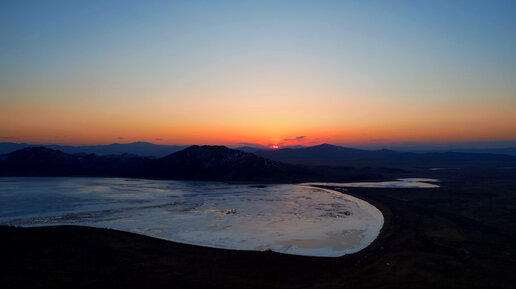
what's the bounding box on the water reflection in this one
[0,177,383,257]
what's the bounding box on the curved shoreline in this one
[0,184,398,288]
[313,185,394,259]
[1,185,392,259]
[2,173,514,288]
[2,179,386,258]
[300,185,385,256]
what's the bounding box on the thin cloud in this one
[0,136,18,140]
[117,137,125,140]
[154,138,163,141]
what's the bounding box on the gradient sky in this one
[1,0,515,147]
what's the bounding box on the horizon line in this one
[2,139,516,150]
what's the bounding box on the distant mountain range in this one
[2,141,516,159]
[1,143,515,182]
[0,142,187,157]
[234,144,516,158]
[0,146,312,182]
[252,144,516,165]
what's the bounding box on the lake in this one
[0,177,435,256]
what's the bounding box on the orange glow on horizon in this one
[1,82,516,146]
[1,1,516,148]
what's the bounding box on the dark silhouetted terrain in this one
[0,142,186,157]
[145,145,313,182]
[0,146,312,182]
[254,143,516,165]
[2,144,516,182]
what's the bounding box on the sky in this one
[1,0,515,147]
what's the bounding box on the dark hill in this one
[255,143,516,165]
[0,147,85,176]
[0,142,186,157]
[3,144,513,182]
[0,147,152,177]
[255,144,402,163]
[0,146,313,182]
[149,145,310,181]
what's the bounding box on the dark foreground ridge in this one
[1,166,515,288]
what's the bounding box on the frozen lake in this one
[0,177,438,257]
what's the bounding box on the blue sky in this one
[1,0,515,145]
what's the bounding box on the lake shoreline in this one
[1,178,386,257]
[0,186,394,288]
[2,175,515,288]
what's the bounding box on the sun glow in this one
[0,2,515,146]
[271,145,280,149]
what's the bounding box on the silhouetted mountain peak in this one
[307,143,355,151]
[162,145,271,165]
[254,142,516,165]
[16,146,56,153]
[0,142,187,157]
[7,146,72,161]
[106,142,153,147]
[150,145,309,181]
[314,143,337,148]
